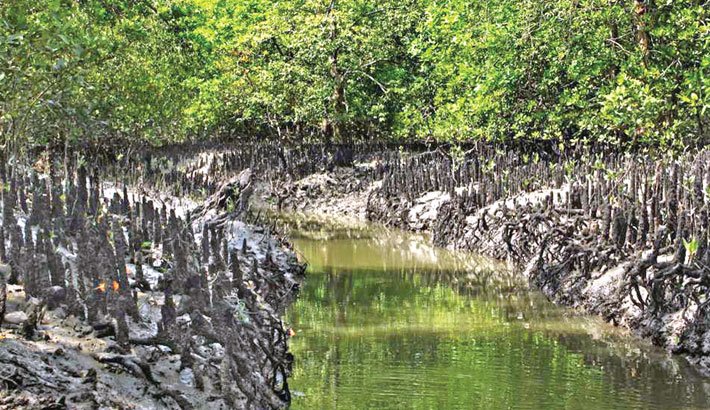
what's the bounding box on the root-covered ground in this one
[0,152,304,409]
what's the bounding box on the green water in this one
[284,221,710,409]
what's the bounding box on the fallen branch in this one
[92,353,156,384]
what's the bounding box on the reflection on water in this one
[284,220,710,409]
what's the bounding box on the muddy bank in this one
[258,145,710,375]
[254,166,379,225]
[1,156,304,409]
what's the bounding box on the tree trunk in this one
[326,0,353,165]
[633,0,650,66]
[0,264,7,327]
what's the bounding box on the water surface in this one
[284,221,710,409]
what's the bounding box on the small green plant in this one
[483,159,496,174]
[450,144,465,167]
[682,237,699,263]
[592,160,605,172]
[521,178,532,191]
[604,169,620,182]
[226,197,236,213]
[563,159,576,177]
[225,292,250,324]
[683,175,696,192]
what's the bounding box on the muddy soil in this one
[1,159,304,409]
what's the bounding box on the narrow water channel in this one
[284,220,710,409]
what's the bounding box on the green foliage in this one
[0,0,195,151]
[183,0,707,147]
[1,0,707,150]
[182,0,422,142]
[408,0,708,147]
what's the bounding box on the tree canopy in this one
[1,0,707,151]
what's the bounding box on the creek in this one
[283,220,710,409]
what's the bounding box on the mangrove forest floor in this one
[0,154,303,409]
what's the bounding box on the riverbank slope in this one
[256,146,710,375]
[1,158,304,409]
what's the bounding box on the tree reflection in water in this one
[282,219,710,410]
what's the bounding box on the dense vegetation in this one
[1,0,707,151]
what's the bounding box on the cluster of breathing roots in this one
[0,151,303,409]
[365,144,710,371]
[107,141,710,371]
